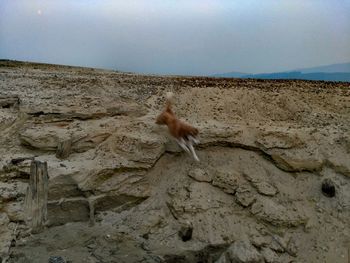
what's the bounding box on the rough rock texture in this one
[0,60,349,263]
[216,239,264,263]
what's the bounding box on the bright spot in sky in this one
[37,9,42,15]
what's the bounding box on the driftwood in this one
[24,160,49,233]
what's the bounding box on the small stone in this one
[0,213,10,226]
[251,235,270,248]
[269,236,286,253]
[304,219,315,232]
[254,182,278,196]
[286,237,298,257]
[236,186,256,207]
[251,198,306,227]
[188,168,212,182]
[261,247,278,263]
[48,256,66,263]
[212,170,239,194]
[4,201,25,222]
[86,239,96,250]
[226,239,264,263]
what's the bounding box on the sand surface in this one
[0,60,349,262]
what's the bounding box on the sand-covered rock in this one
[235,184,257,207]
[0,213,13,260]
[0,61,349,263]
[188,168,212,182]
[216,239,264,263]
[251,197,307,227]
[211,169,240,194]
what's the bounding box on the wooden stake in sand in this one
[24,160,49,233]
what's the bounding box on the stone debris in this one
[188,168,212,182]
[253,181,278,196]
[235,184,257,207]
[216,239,264,263]
[211,170,240,194]
[48,256,66,263]
[251,197,307,227]
[260,247,279,263]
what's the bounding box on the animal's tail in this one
[165,92,174,112]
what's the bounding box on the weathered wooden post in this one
[24,160,48,233]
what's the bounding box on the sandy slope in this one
[0,60,349,263]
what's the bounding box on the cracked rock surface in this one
[0,60,349,263]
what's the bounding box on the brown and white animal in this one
[156,92,200,161]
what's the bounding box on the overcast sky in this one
[0,0,349,75]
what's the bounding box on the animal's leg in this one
[176,138,190,153]
[187,140,200,162]
[188,135,200,144]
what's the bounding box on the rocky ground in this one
[0,60,349,263]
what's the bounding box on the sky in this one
[0,0,350,75]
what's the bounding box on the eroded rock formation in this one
[0,60,349,262]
